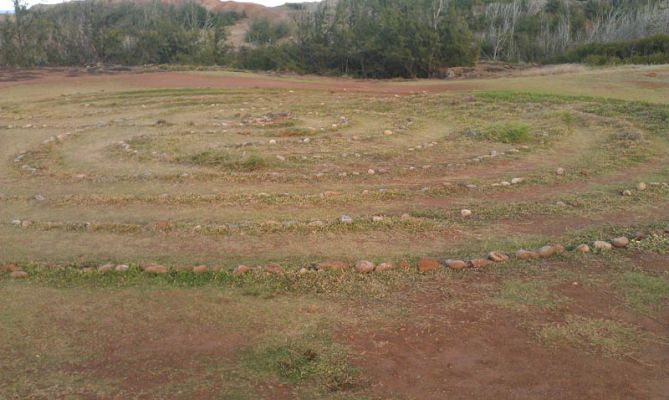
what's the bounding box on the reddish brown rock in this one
[317,260,350,271]
[1,263,19,272]
[417,258,441,272]
[445,259,467,270]
[516,250,540,260]
[98,263,114,273]
[233,265,250,276]
[374,262,395,272]
[355,260,375,273]
[575,244,590,253]
[468,259,492,269]
[144,264,168,274]
[488,251,509,263]
[265,263,284,274]
[612,237,630,248]
[193,265,208,274]
[10,270,29,279]
[552,244,565,254]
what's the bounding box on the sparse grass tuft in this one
[244,333,358,391]
[617,272,669,312]
[482,122,532,143]
[493,279,563,310]
[538,315,640,356]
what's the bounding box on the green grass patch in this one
[243,333,358,392]
[493,279,563,310]
[538,315,640,356]
[480,122,532,144]
[617,272,669,312]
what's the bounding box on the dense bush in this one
[560,35,669,65]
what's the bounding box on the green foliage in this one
[482,122,532,143]
[494,279,562,310]
[0,0,240,66]
[560,35,669,65]
[245,18,290,45]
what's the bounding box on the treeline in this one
[0,0,240,66]
[559,34,669,65]
[1,0,669,77]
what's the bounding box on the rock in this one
[367,169,376,175]
[399,260,411,270]
[115,264,129,272]
[372,215,384,223]
[265,263,284,274]
[383,130,394,136]
[556,201,567,207]
[34,194,45,201]
[268,139,277,145]
[575,244,590,253]
[593,241,613,251]
[445,259,467,270]
[21,220,33,228]
[1,263,19,272]
[461,209,473,218]
[355,260,375,273]
[612,237,630,248]
[308,220,325,228]
[299,268,309,274]
[400,213,412,221]
[144,264,168,274]
[537,245,556,258]
[318,260,350,271]
[516,250,540,260]
[193,265,208,274]
[552,244,565,254]
[556,167,566,176]
[233,265,250,276]
[10,271,29,279]
[98,263,114,273]
[622,190,632,196]
[375,262,395,272]
[417,258,441,272]
[488,251,509,263]
[511,177,524,184]
[468,259,492,269]
[637,182,647,191]
[340,215,353,224]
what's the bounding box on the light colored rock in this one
[10,270,29,279]
[417,258,441,272]
[622,190,632,196]
[594,241,613,251]
[637,182,647,191]
[511,177,525,184]
[375,262,395,272]
[233,265,250,276]
[367,169,376,175]
[538,245,556,258]
[372,215,384,223]
[575,244,590,253]
[115,264,129,272]
[461,209,473,218]
[488,251,509,263]
[612,237,630,248]
[355,260,375,273]
[340,215,353,224]
[556,167,566,175]
[445,259,467,270]
[383,130,393,136]
[501,181,511,186]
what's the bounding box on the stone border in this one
[4,227,668,280]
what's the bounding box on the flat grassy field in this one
[1,65,668,399]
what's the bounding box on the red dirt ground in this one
[0,68,476,93]
[343,272,669,400]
